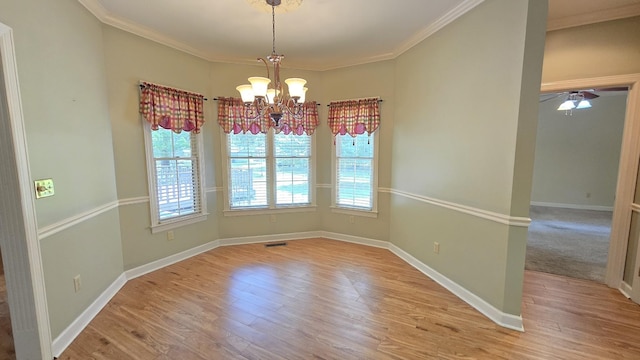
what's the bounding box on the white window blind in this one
[336,134,374,210]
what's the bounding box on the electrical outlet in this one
[73,275,81,293]
[167,231,175,241]
[433,242,440,254]
[270,214,277,223]
[349,216,355,224]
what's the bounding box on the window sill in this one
[330,206,378,218]
[224,205,317,217]
[151,213,209,234]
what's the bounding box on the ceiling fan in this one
[539,87,628,104]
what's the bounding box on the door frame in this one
[0,23,53,359]
[541,73,640,292]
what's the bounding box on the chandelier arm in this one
[281,99,304,119]
[258,58,270,82]
[244,102,266,122]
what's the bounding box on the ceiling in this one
[79,0,640,71]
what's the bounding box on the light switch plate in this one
[34,178,55,199]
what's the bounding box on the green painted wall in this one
[318,60,395,240]
[389,0,547,315]
[0,0,124,338]
[532,93,627,208]
[102,26,221,269]
[40,209,123,336]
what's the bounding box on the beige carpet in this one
[526,206,612,283]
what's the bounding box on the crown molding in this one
[393,0,485,58]
[79,0,485,71]
[547,3,640,31]
[78,0,214,62]
[77,0,109,20]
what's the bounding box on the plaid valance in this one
[139,82,205,133]
[217,97,319,135]
[328,97,380,137]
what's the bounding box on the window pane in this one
[337,134,373,158]
[229,132,266,157]
[276,158,309,205]
[156,159,197,219]
[228,133,268,208]
[336,134,374,210]
[152,130,193,158]
[274,132,310,157]
[152,130,173,158]
[172,131,193,157]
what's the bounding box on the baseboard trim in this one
[319,231,389,249]
[219,231,322,246]
[530,202,614,212]
[125,240,221,280]
[387,244,524,332]
[51,273,127,357]
[55,231,525,355]
[620,281,633,299]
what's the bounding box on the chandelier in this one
[236,0,307,127]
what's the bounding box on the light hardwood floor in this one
[58,238,640,359]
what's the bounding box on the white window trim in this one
[331,131,379,217]
[223,205,317,217]
[143,121,208,234]
[220,131,317,214]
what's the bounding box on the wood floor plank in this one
[59,238,640,359]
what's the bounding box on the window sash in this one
[335,134,376,211]
[144,125,206,230]
[155,157,200,219]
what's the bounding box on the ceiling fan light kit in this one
[236,0,307,127]
[557,91,594,115]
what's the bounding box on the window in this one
[226,131,313,211]
[334,133,377,213]
[144,127,206,232]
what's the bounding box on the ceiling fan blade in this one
[539,93,564,103]
[593,87,629,92]
[581,91,599,100]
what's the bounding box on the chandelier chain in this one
[271,4,276,54]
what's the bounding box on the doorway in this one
[538,74,640,303]
[0,22,53,359]
[527,89,628,282]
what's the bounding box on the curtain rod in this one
[326,98,383,107]
[211,97,321,106]
[138,82,210,101]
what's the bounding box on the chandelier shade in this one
[236,0,308,127]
